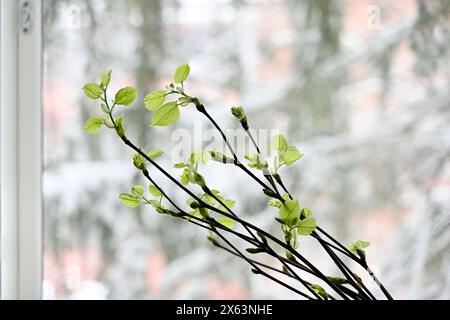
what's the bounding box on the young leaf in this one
[147,148,164,159]
[297,216,316,236]
[311,284,329,299]
[348,240,370,255]
[149,185,163,197]
[151,102,180,126]
[218,216,235,229]
[326,276,349,285]
[271,134,288,152]
[100,70,111,88]
[280,145,303,165]
[114,87,137,106]
[300,208,313,218]
[174,162,187,168]
[144,90,166,111]
[178,96,193,106]
[84,116,103,134]
[82,83,102,99]
[131,185,144,197]
[119,193,140,208]
[173,64,190,84]
[279,199,300,227]
[115,114,125,138]
[180,168,192,186]
[268,199,282,208]
[101,103,109,114]
[190,150,211,165]
[133,153,146,170]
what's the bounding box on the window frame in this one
[0,0,42,300]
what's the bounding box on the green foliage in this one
[311,284,329,299]
[149,185,163,197]
[326,276,349,285]
[301,208,313,218]
[245,153,268,170]
[268,199,282,208]
[131,185,144,197]
[348,240,370,255]
[231,106,246,122]
[271,134,303,172]
[279,199,300,228]
[114,87,137,106]
[115,114,125,137]
[151,101,180,126]
[271,134,288,152]
[147,149,164,159]
[190,150,211,165]
[173,64,190,84]
[180,168,193,186]
[144,90,166,111]
[83,83,102,99]
[133,153,146,170]
[209,151,233,164]
[84,116,103,134]
[218,216,235,229]
[178,96,194,106]
[100,70,111,89]
[297,216,316,236]
[281,145,303,166]
[230,106,249,130]
[119,193,140,208]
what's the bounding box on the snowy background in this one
[42,0,450,299]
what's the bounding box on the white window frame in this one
[0,0,42,300]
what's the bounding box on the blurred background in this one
[42,0,450,299]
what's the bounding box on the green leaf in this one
[267,199,282,208]
[133,153,146,170]
[311,284,329,299]
[151,102,180,126]
[115,114,125,138]
[218,216,235,229]
[147,149,164,159]
[190,150,211,165]
[149,185,163,197]
[178,96,193,106]
[280,145,303,165]
[173,64,190,84]
[101,103,109,114]
[174,162,187,168]
[114,87,137,106]
[326,276,349,285]
[180,168,192,186]
[144,90,166,111]
[301,208,313,218]
[246,248,265,254]
[119,193,140,208]
[231,106,247,122]
[147,199,160,208]
[100,70,111,88]
[103,117,114,128]
[84,116,103,134]
[279,199,300,227]
[131,185,144,197]
[82,83,102,99]
[297,216,316,236]
[218,199,236,211]
[348,240,370,255]
[271,134,288,152]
